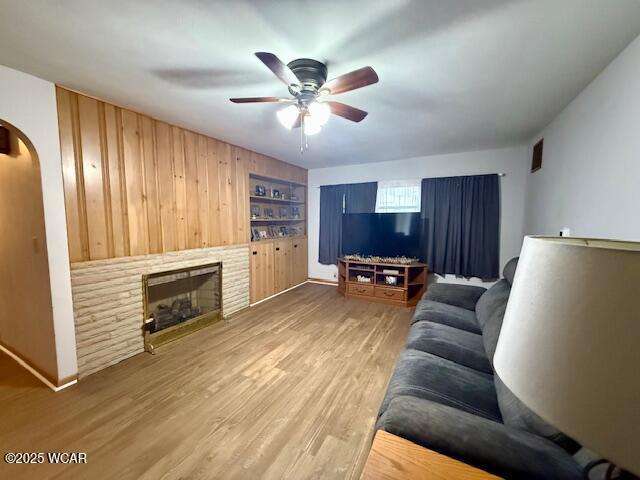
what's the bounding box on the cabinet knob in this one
[252,251,258,255]
[294,244,298,248]
[276,247,280,251]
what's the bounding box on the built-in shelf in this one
[249,195,305,204]
[250,218,305,223]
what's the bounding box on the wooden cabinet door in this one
[292,238,308,286]
[250,242,275,303]
[274,239,293,292]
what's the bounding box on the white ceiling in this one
[1,1,640,168]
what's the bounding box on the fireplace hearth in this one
[143,263,222,352]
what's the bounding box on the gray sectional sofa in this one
[376,258,585,479]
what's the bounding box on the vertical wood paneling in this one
[56,88,87,262]
[140,116,161,254]
[103,104,128,257]
[196,134,210,248]
[171,126,188,251]
[155,121,177,252]
[77,95,109,259]
[183,130,200,249]
[216,141,231,245]
[56,86,306,262]
[121,109,149,256]
[206,138,221,247]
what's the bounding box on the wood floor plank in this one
[0,284,411,480]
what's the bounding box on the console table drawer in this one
[348,283,375,296]
[375,287,405,302]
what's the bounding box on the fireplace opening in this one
[142,263,221,352]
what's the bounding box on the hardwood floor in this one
[0,283,412,480]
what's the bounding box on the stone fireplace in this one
[70,245,249,377]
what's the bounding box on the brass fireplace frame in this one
[142,262,222,353]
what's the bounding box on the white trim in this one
[307,279,338,286]
[0,344,77,392]
[249,281,309,307]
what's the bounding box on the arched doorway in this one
[0,119,59,385]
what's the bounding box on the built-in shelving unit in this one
[248,174,308,304]
[249,174,306,242]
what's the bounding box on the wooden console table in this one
[361,431,501,479]
[337,258,427,307]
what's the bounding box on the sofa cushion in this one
[406,321,492,374]
[412,299,481,334]
[482,301,508,366]
[378,349,501,422]
[502,257,519,286]
[494,376,579,453]
[421,283,487,312]
[475,279,511,330]
[377,395,582,480]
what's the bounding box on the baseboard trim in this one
[0,344,78,392]
[307,278,338,286]
[250,281,309,307]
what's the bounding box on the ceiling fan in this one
[230,52,378,149]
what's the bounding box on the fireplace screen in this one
[142,263,222,352]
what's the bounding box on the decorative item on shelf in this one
[251,205,261,219]
[251,227,261,241]
[290,193,299,201]
[272,188,281,199]
[384,276,398,286]
[289,226,303,237]
[280,192,288,200]
[279,226,289,236]
[291,206,301,219]
[278,207,289,218]
[255,185,267,196]
[264,207,274,218]
[258,230,268,240]
[343,254,419,265]
[382,268,400,275]
[356,275,371,283]
[268,225,280,237]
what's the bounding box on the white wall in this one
[525,34,640,240]
[308,146,530,285]
[0,65,78,383]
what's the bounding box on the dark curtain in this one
[345,182,378,213]
[318,184,347,265]
[318,182,377,265]
[421,174,500,279]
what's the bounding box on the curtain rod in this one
[313,173,506,188]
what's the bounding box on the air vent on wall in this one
[0,126,10,155]
[531,138,543,173]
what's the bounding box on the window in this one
[375,179,421,213]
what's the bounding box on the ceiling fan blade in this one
[292,114,302,129]
[229,97,290,103]
[320,67,379,95]
[327,101,368,122]
[255,52,300,87]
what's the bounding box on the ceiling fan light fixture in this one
[308,101,330,126]
[303,116,322,136]
[276,104,300,129]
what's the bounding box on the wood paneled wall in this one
[56,87,306,262]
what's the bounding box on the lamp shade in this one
[494,236,640,474]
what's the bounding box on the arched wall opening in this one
[0,119,60,386]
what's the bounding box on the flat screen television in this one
[341,213,427,261]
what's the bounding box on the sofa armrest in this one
[377,395,582,480]
[423,283,487,311]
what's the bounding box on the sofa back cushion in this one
[475,279,510,330]
[494,375,579,452]
[502,257,519,286]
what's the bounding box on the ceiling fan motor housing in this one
[287,58,328,90]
